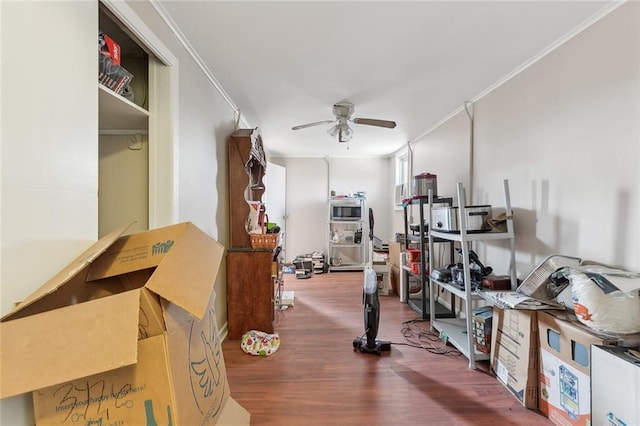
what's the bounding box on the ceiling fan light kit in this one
[338,125,353,142]
[292,101,396,144]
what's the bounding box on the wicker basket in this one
[250,233,279,249]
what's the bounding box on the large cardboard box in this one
[0,222,250,425]
[490,307,538,409]
[537,311,615,426]
[388,240,403,268]
[389,264,400,296]
[373,262,390,296]
[591,345,640,425]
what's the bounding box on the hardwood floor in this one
[222,271,551,425]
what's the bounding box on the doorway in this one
[265,162,287,259]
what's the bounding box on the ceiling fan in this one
[291,102,396,143]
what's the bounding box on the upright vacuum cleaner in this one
[352,208,391,355]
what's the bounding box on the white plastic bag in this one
[561,266,640,334]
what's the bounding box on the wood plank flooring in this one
[222,271,551,425]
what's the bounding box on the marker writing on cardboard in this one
[52,380,144,423]
[54,380,108,423]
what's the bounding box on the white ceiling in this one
[155,1,617,158]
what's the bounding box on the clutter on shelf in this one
[480,254,640,336]
[478,254,581,310]
[98,31,134,96]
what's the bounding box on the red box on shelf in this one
[410,262,428,275]
[406,248,421,263]
[99,31,121,64]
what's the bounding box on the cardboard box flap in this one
[87,223,225,320]
[1,224,132,321]
[87,223,190,280]
[0,290,140,399]
[217,397,251,425]
[146,224,225,320]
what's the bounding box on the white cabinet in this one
[428,179,516,369]
[327,196,366,271]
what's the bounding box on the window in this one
[394,150,409,206]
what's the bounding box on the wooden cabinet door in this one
[227,250,274,340]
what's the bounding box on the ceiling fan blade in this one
[352,118,397,129]
[291,120,335,130]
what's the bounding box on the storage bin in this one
[406,248,421,263]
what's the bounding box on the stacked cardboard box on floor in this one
[312,252,325,274]
[537,311,617,426]
[490,307,539,409]
[0,222,249,425]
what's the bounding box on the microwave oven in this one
[331,200,363,221]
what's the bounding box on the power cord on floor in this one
[395,318,462,356]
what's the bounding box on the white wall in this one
[1,1,237,424]
[396,111,471,235]
[271,156,391,262]
[395,2,639,277]
[1,4,100,422]
[1,2,99,314]
[328,157,392,244]
[475,1,639,274]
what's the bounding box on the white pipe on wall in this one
[464,101,475,205]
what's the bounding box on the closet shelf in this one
[99,84,149,131]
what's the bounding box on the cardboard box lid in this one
[87,222,225,320]
[1,224,131,321]
[0,290,140,399]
